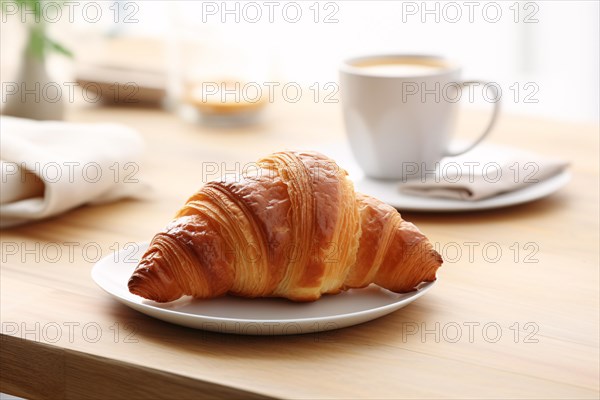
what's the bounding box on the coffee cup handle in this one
[445,80,501,157]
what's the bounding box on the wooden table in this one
[1,99,599,399]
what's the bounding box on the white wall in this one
[3,1,599,122]
[134,0,599,122]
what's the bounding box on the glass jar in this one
[166,10,271,127]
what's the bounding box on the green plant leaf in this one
[4,0,73,59]
[28,0,41,20]
[26,25,46,59]
[4,0,74,59]
[46,37,73,58]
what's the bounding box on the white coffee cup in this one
[340,54,500,180]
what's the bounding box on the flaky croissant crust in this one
[129,151,442,302]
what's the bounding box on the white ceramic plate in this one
[92,243,436,335]
[319,143,570,212]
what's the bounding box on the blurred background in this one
[1,0,599,122]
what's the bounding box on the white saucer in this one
[92,243,436,335]
[319,144,570,212]
[353,170,571,212]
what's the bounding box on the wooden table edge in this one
[0,334,276,400]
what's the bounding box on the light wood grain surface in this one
[1,99,599,400]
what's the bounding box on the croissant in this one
[128,151,442,302]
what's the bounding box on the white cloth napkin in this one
[0,116,151,227]
[399,143,569,201]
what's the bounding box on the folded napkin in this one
[399,143,569,201]
[0,116,151,228]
